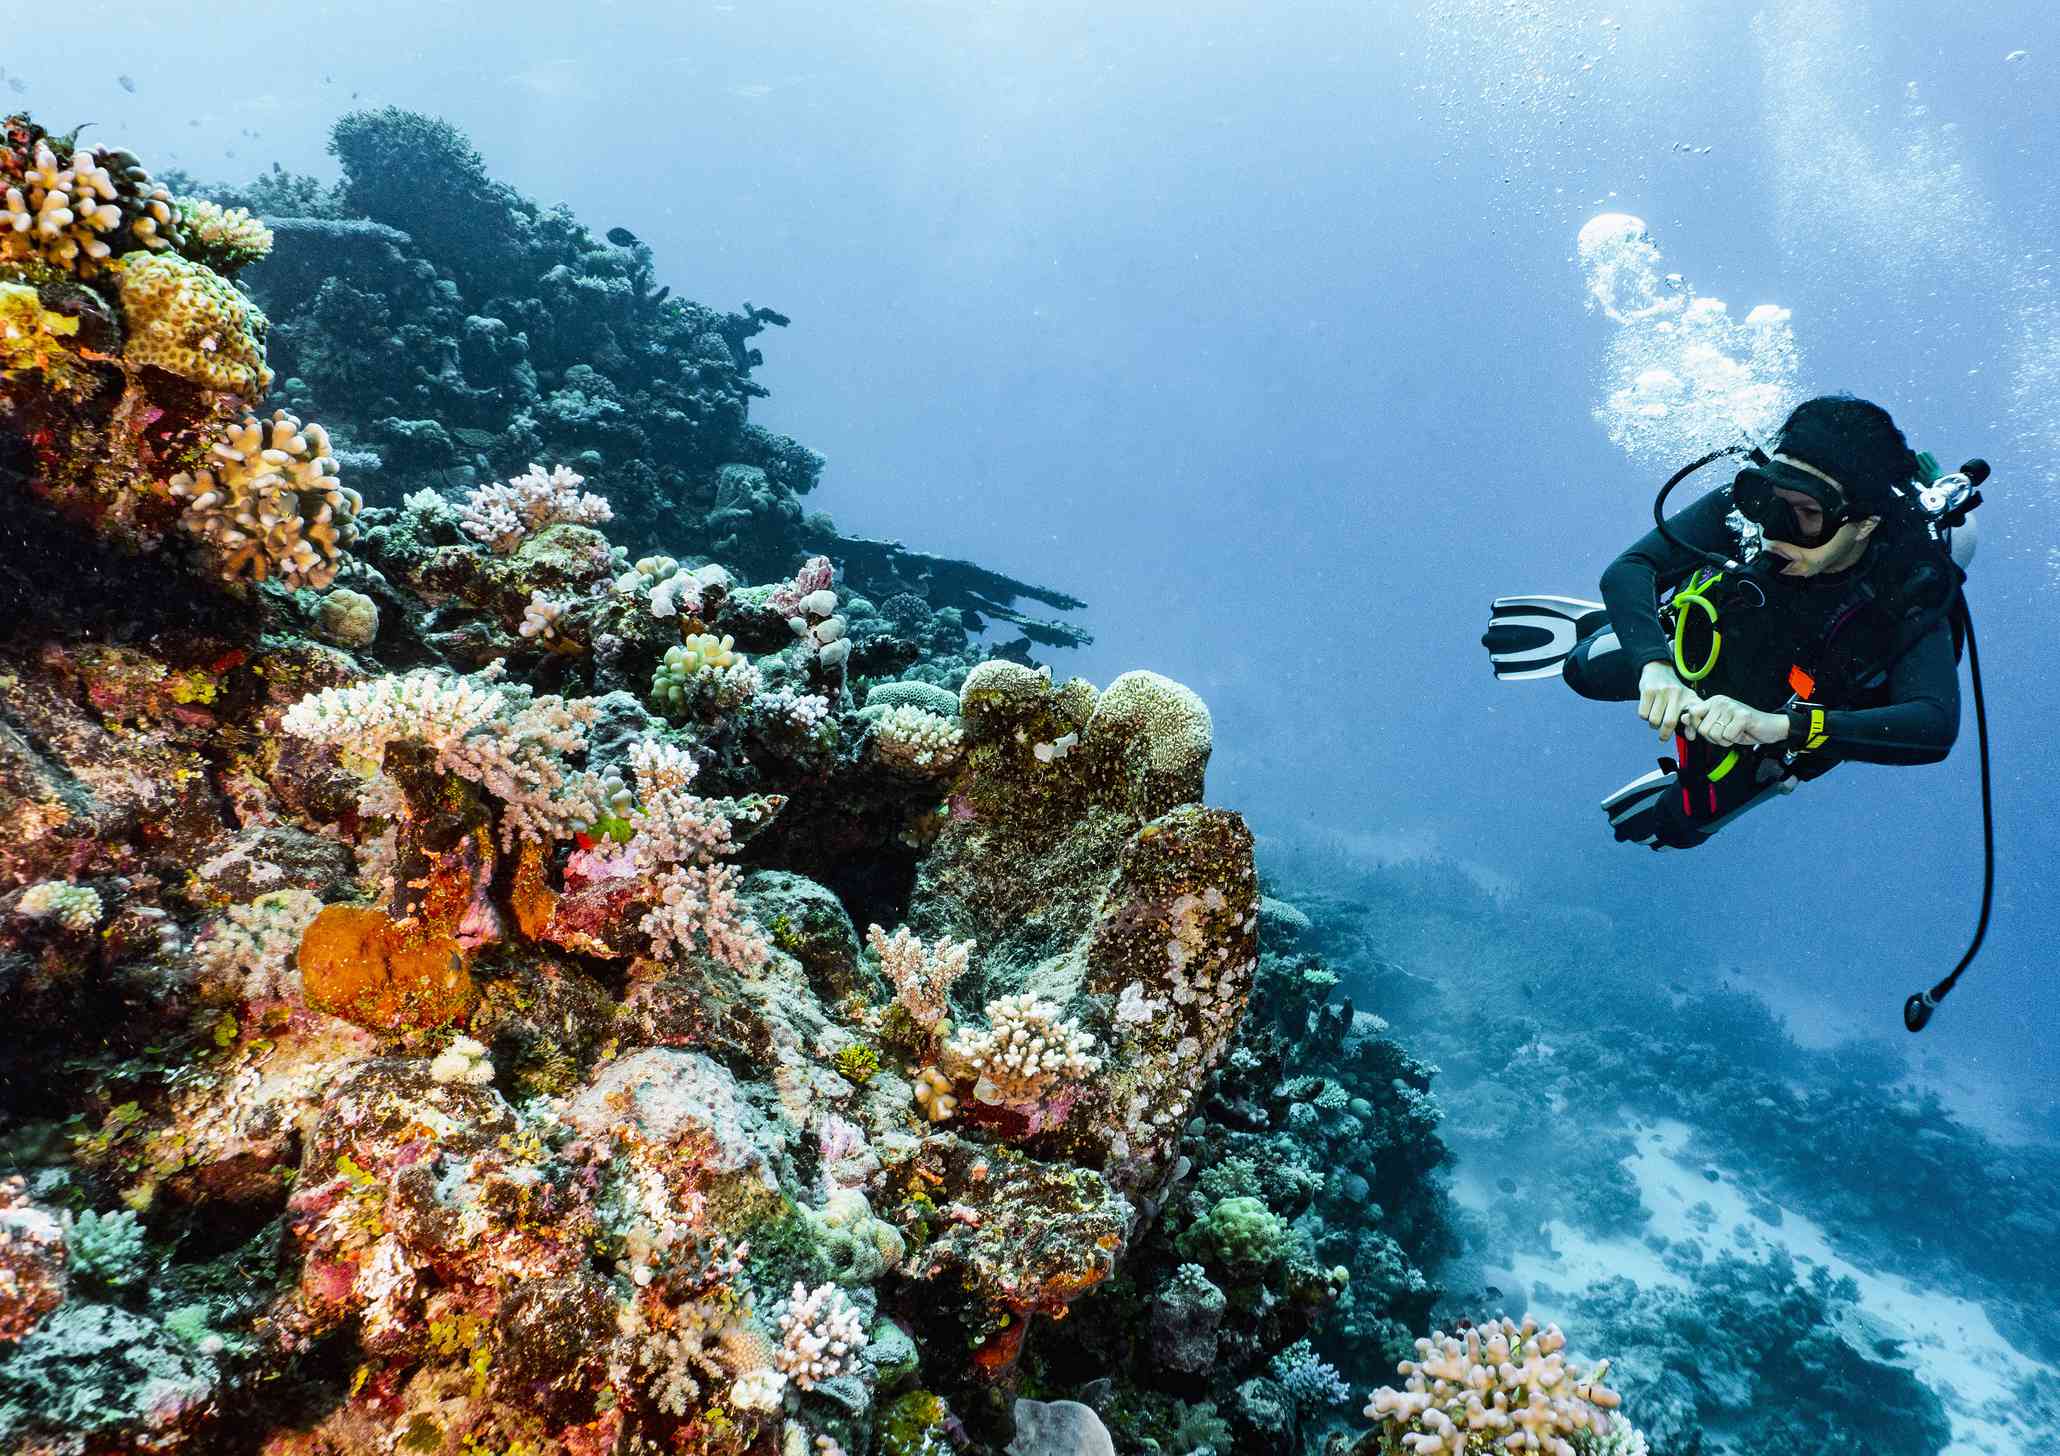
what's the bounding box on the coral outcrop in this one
[0,100,1483,1456]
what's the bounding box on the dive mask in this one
[1731,451,1853,546]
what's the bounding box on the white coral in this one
[945,994,1101,1107]
[517,590,569,641]
[280,665,605,847]
[774,1282,867,1390]
[15,881,102,931]
[428,1035,495,1086]
[870,705,965,774]
[459,463,613,553]
[866,924,971,1031]
[1364,1315,1637,1456]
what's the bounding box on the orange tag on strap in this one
[1788,664,1816,698]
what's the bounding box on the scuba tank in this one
[1645,443,1995,1032]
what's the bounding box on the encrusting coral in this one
[112,249,273,393]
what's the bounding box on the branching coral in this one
[652,633,762,717]
[458,462,613,552]
[517,589,570,643]
[193,888,325,1003]
[943,993,1101,1109]
[281,662,605,846]
[113,250,272,393]
[175,198,273,275]
[1271,1339,1352,1407]
[168,410,362,589]
[606,736,772,971]
[774,1281,867,1390]
[1364,1315,1640,1456]
[0,133,178,274]
[865,923,972,1033]
[15,880,102,931]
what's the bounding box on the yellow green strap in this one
[1672,570,1723,683]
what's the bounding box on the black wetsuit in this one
[1564,486,1960,767]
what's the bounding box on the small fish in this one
[118,74,137,94]
[2005,49,2029,63]
[323,73,334,84]
[6,78,24,96]
[605,226,642,248]
[1484,1285,1503,1301]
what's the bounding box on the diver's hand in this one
[1637,660,1702,738]
[1683,695,1788,748]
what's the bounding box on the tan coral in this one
[168,409,362,590]
[111,250,272,394]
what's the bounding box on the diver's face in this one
[1770,486,1828,548]
[1766,496,1879,577]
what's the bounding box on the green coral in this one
[879,1389,953,1456]
[1178,1195,1290,1281]
[831,1041,880,1085]
[66,1209,149,1289]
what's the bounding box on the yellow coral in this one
[0,281,80,381]
[168,409,362,589]
[111,251,272,394]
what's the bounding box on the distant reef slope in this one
[202,107,1089,652]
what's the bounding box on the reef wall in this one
[0,108,1466,1456]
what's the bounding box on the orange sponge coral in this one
[296,904,476,1032]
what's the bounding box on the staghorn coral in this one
[458,461,614,552]
[866,922,972,1033]
[111,249,271,393]
[281,662,605,846]
[168,408,361,589]
[1364,1315,1642,1456]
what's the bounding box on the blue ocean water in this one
[8,2,2059,1450]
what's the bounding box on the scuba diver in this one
[1481,394,1996,1031]
[1483,395,1981,850]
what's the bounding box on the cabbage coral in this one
[168,410,361,590]
[1364,1315,1644,1456]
